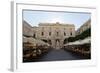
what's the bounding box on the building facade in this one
[23,21,75,49]
[23,19,91,49]
[23,21,33,37]
[76,19,91,35]
[32,22,75,49]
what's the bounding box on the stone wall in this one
[32,22,75,49]
[23,21,33,37]
[76,19,91,35]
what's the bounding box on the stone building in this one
[32,22,75,49]
[76,19,91,35]
[23,19,91,49]
[23,20,33,37]
[23,20,75,49]
[23,21,50,47]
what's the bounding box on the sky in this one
[23,10,91,30]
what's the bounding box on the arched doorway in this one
[55,39,60,49]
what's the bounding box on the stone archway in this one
[55,39,60,49]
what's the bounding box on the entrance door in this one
[55,39,60,49]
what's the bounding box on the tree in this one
[64,28,91,44]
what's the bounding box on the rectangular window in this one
[57,32,59,36]
[70,32,72,36]
[49,32,51,36]
[41,32,44,36]
[33,33,36,38]
[64,32,66,36]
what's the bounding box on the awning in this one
[80,37,91,44]
[23,37,50,46]
[64,37,91,46]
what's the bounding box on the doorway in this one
[55,39,60,49]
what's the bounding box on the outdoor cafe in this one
[63,37,91,58]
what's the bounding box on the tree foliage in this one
[64,28,91,44]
